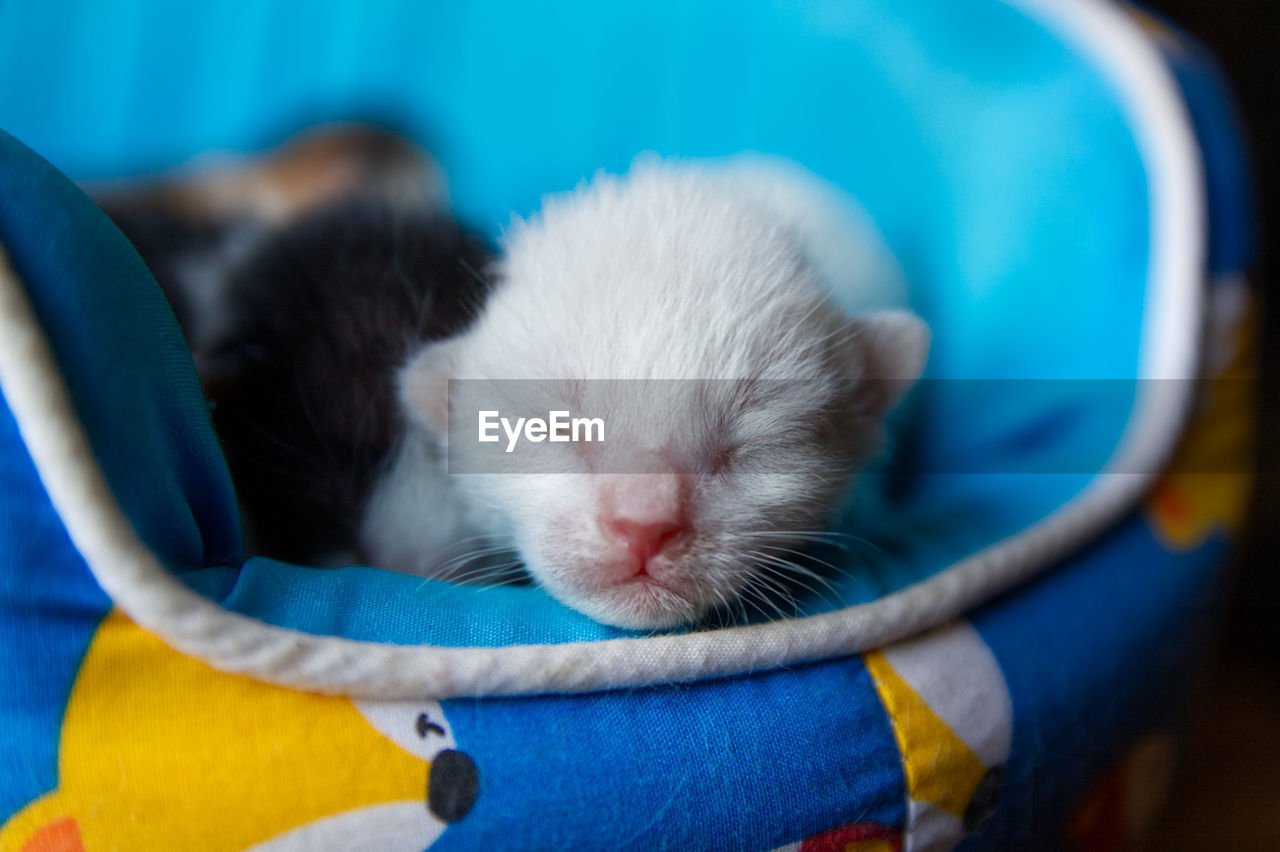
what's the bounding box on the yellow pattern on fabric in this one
[0,610,430,851]
[864,649,988,820]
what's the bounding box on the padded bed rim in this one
[0,0,1204,698]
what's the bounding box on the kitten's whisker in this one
[434,544,515,571]
[432,544,519,579]
[755,555,842,601]
[451,560,526,587]
[739,578,791,621]
[738,529,879,554]
[434,532,517,558]
[708,587,733,629]
[440,557,520,584]
[745,550,842,606]
[457,255,493,289]
[753,544,855,579]
[448,559,525,586]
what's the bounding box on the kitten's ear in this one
[399,337,464,435]
[843,309,930,415]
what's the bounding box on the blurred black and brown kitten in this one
[95,126,495,564]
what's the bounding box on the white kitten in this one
[360,156,928,629]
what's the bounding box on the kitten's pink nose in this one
[599,472,688,572]
[604,517,687,563]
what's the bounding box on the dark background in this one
[1142,1,1279,846]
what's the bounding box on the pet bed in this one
[0,0,1252,848]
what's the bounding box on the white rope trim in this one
[0,0,1204,698]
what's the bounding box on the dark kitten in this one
[208,200,492,562]
[97,127,494,565]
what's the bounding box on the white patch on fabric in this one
[904,799,965,852]
[244,800,447,852]
[880,621,1012,768]
[354,697,458,760]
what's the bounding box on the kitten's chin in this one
[553,574,707,630]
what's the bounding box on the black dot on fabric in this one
[427,749,480,823]
[964,765,1006,831]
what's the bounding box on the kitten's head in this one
[401,311,926,629]
[398,165,928,628]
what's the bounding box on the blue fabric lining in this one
[0,0,1156,646]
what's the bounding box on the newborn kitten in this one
[205,200,493,562]
[98,128,493,564]
[364,156,929,629]
[97,123,446,370]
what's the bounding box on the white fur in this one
[361,155,928,629]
